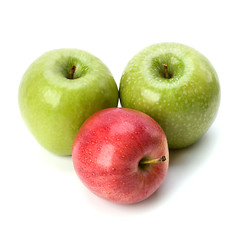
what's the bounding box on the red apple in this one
[72,108,169,204]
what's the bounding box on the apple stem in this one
[163,64,170,79]
[140,156,166,165]
[69,65,76,79]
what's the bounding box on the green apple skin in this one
[19,49,119,155]
[120,43,220,149]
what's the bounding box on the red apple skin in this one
[72,108,169,204]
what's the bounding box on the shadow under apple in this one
[38,147,74,174]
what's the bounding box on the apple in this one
[120,42,220,149]
[18,49,118,155]
[72,108,169,204]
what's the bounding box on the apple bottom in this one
[77,163,168,204]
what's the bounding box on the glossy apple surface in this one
[120,42,220,149]
[72,108,169,204]
[19,49,118,155]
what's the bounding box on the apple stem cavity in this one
[140,155,166,166]
[163,64,171,79]
[69,65,76,79]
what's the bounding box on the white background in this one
[0,0,239,239]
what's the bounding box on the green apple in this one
[120,43,220,149]
[19,49,118,155]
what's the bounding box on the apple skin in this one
[19,49,118,155]
[72,108,169,204]
[120,42,220,149]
